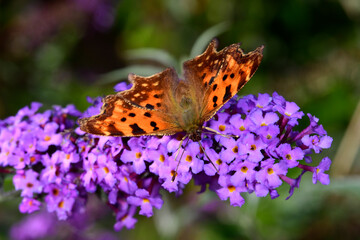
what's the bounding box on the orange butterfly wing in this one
[183,39,263,121]
[79,69,183,137]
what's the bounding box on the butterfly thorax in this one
[177,95,203,141]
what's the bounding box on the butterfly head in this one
[188,128,203,142]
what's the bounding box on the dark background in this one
[0,0,359,239]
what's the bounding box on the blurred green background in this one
[0,0,359,239]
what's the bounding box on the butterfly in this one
[79,39,263,145]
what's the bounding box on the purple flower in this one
[46,195,75,220]
[127,188,163,217]
[158,158,192,193]
[276,143,304,168]
[40,151,62,184]
[114,206,138,231]
[249,109,279,127]
[256,159,287,188]
[121,138,147,174]
[95,153,118,189]
[181,142,204,174]
[115,165,138,195]
[219,137,242,163]
[208,112,234,138]
[19,198,41,214]
[301,135,333,153]
[203,148,228,176]
[312,157,331,185]
[229,113,255,135]
[252,93,273,111]
[36,122,62,152]
[148,145,169,175]
[82,152,98,191]
[13,170,43,197]
[238,133,266,163]
[216,175,246,207]
[230,160,257,185]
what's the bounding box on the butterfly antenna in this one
[172,136,190,182]
[203,126,239,138]
[197,140,219,173]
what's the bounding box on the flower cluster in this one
[0,83,333,231]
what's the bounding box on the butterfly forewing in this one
[183,39,223,96]
[201,45,264,121]
[182,40,263,121]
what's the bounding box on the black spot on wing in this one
[213,96,218,108]
[107,123,124,136]
[223,85,232,103]
[212,84,218,91]
[145,104,154,109]
[130,124,146,135]
[144,112,151,117]
[128,113,136,117]
[121,117,126,122]
[150,121,159,131]
[209,76,215,85]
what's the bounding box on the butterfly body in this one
[79,40,263,139]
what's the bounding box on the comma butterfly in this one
[79,40,263,144]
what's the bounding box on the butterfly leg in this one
[172,135,190,182]
[203,126,239,138]
[197,140,219,174]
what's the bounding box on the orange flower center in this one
[232,146,238,153]
[219,125,226,131]
[58,200,64,208]
[52,188,60,196]
[228,186,236,193]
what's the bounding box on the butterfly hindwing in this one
[79,94,181,137]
